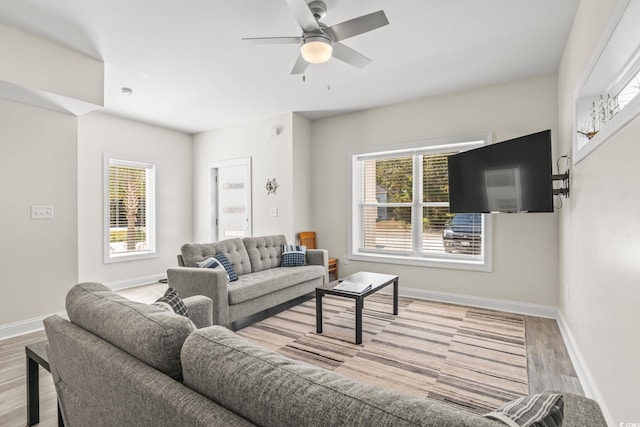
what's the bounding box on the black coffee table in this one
[315,271,398,344]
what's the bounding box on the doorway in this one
[209,157,252,241]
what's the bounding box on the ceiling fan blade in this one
[286,0,321,33]
[332,42,371,68]
[291,53,309,75]
[326,10,389,42]
[241,36,301,44]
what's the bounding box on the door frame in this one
[209,157,252,241]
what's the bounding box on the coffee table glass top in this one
[320,271,398,294]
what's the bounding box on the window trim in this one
[348,134,493,272]
[103,153,157,264]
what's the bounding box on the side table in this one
[25,340,64,426]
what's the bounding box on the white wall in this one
[310,74,560,306]
[0,24,103,109]
[558,0,638,422]
[77,112,193,287]
[193,112,308,244]
[0,100,78,327]
[292,114,313,239]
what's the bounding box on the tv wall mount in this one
[552,171,570,197]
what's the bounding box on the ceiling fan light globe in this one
[301,36,333,64]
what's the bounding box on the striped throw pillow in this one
[282,245,307,267]
[485,393,564,427]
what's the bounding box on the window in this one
[349,136,492,271]
[574,0,640,163]
[616,70,640,111]
[104,154,156,263]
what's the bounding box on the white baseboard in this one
[0,310,68,341]
[390,286,558,318]
[0,274,164,341]
[556,311,615,427]
[104,273,166,291]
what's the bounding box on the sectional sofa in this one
[43,282,608,427]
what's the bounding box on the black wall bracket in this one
[552,171,570,197]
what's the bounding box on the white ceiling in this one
[0,0,580,134]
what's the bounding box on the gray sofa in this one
[44,283,608,427]
[167,235,327,327]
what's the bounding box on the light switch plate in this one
[31,206,54,219]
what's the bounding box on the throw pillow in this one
[153,287,189,318]
[214,253,238,282]
[484,393,564,427]
[197,257,219,268]
[281,244,307,267]
[197,256,230,281]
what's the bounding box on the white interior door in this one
[210,158,252,241]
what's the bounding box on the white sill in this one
[349,251,492,273]
[104,251,159,264]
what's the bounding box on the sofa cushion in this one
[243,235,287,272]
[227,266,325,305]
[66,282,196,380]
[181,238,252,275]
[181,326,499,427]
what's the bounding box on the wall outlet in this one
[31,205,54,219]
[343,255,349,265]
[270,208,278,217]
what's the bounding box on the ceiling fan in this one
[242,0,389,75]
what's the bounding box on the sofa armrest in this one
[167,267,230,327]
[551,391,608,427]
[183,295,213,329]
[306,249,329,284]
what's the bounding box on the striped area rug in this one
[237,293,529,414]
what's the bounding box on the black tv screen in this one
[448,130,553,213]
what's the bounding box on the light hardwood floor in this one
[0,283,582,426]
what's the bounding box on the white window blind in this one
[104,155,156,263]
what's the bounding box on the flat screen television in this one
[448,130,553,213]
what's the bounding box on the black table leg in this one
[316,288,323,334]
[393,278,399,315]
[27,353,40,426]
[58,403,64,426]
[355,297,363,344]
